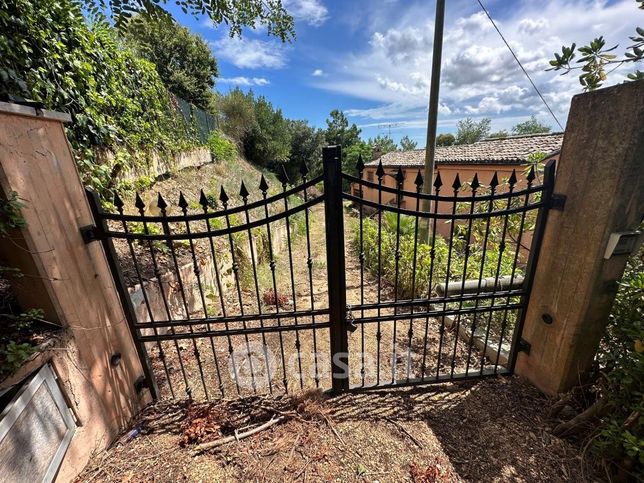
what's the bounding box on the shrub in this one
[207,131,237,163]
[0,0,199,195]
[593,246,644,476]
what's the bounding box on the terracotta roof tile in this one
[365,132,563,167]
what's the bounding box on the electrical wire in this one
[476,0,565,131]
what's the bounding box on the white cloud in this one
[316,0,638,129]
[218,77,270,86]
[312,68,325,76]
[284,0,328,26]
[212,37,286,69]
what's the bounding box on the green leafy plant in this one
[547,4,644,92]
[0,342,36,374]
[207,131,238,163]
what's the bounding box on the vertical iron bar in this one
[135,195,190,397]
[479,174,516,374]
[115,195,173,398]
[200,196,234,396]
[301,165,320,388]
[420,174,442,380]
[240,185,273,393]
[323,145,349,393]
[84,188,159,400]
[449,176,479,378]
[465,174,498,375]
[280,174,305,390]
[406,171,423,382]
[179,194,221,399]
[391,167,404,383]
[508,160,557,372]
[158,196,209,399]
[435,175,460,380]
[357,157,366,387]
[375,160,385,385]
[220,189,257,394]
[493,169,533,372]
[260,177,289,393]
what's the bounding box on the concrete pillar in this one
[0,102,149,480]
[516,81,644,395]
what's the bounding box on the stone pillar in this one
[0,102,149,480]
[516,81,644,395]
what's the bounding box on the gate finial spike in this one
[414,170,423,188]
[259,174,269,194]
[356,153,365,173]
[433,171,443,189]
[219,186,229,205]
[239,180,249,200]
[300,162,309,178]
[490,172,499,189]
[135,193,145,211]
[395,166,404,185]
[526,165,536,183]
[114,192,124,210]
[376,159,385,179]
[178,191,188,211]
[278,164,289,187]
[509,169,518,186]
[199,189,208,209]
[452,173,462,191]
[156,193,167,211]
[471,173,480,191]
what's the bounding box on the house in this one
[355,132,564,237]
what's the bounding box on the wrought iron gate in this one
[84,145,556,399]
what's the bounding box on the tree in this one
[488,130,509,139]
[400,135,418,151]
[286,120,326,180]
[324,110,361,149]
[243,95,291,168]
[547,2,643,91]
[436,133,455,146]
[455,118,491,145]
[511,116,551,135]
[367,134,398,154]
[217,88,256,145]
[79,0,294,40]
[124,16,218,110]
[344,141,372,177]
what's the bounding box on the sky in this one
[168,0,640,146]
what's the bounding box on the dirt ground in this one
[76,377,593,483]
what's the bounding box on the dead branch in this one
[552,397,609,437]
[386,417,423,448]
[192,416,285,454]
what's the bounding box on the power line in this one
[476,0,564,131]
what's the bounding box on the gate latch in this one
[346,306,358,333]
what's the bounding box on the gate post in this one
[515,81,644,395]
[323,145,349,392]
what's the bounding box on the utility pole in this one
[420,0,445,241]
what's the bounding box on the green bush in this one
[0,0,200,195]
[207,131,237,162]
[593,246,644,476]
[354,214,521,300]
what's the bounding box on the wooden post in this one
[515,81,644,395]
[0,102,149,480]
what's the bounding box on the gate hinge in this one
[80,224,100,244]
[517,339,531,355]
[550,194,566,211]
